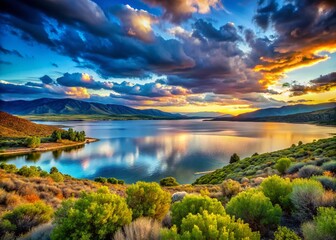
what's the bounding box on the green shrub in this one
[226,189,282,233]
[117,179,125,185]
[114,217,161,240]
[106,177,124,184]
[221,179,241,198]
[126,182,171,221]
[287,162,305,174]
[290,178,324,221]
[171,195,225,228]
[26,136,41,148]
[261,175,292,210]
[302,207,336,240]
[275,158,291,174]
[18,166,41,177]
[51,187,132,240]
[161,211,260,240]
[274,226,301,240]
[50,166,59,174]
[160,177,179,186]
[230,153,240,164]
[0,201,53,236]
[298,165,323,178]
[313,176,336,191]
[50,172,64,182]
[322,161,336,174]
[94,177,107,183]
[0,163,18,173]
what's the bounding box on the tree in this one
[230,153,240,164]
[51,130,62,141]
[275,157,291,174]
[51,187,132,240]
[160,177,179,186]
[26,136,41,148]
[50,166,59,174]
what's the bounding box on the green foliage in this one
[274,226,301,240]
[261,175,292,210]
[275,157,291,174]
[160,177,179,186]
[50,172,64,182]
[226,189,282,233]
[230,153,240,164]
[94,177,107,183]
[221,179,241,198]
[126,182,171,221]
[26,136,41,148]
[313,176,336,191]
[0,162,18,173]
[50,166,59,174]
[287,162,305,174]
[18,166,42,177]
[302,207,336,240]
[51,130,62,141]
[290,178,324,221]
[107,177,125,184]
[321,161,336,174]
[298,165,323,178]
[161,211,260,240]
[52,128,86,142]
[51,187,132,240]
[171,195,225,228]
[0,201,53,236]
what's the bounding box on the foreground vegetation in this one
[0,137,335,239]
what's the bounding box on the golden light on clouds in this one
[65,87,90,98]
[81,73,91,82]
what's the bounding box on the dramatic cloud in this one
[142,0,222,23]
[40,75,54,85]
[0,45,23,58]
[57,72,113,90]
[253,0,336,85]
[289,72,336,96]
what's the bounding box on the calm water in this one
[2,120,335,183]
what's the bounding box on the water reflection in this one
[1,120,334,183]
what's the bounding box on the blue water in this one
[2,120,334,183]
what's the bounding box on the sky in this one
[0,0,335,115]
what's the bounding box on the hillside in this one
[0,112,59,138]
[0,98,184,119]
[194,136,336,184]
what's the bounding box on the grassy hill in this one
[0,112,59,138]
[195,137,336,184]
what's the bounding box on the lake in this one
[2,120,335,184]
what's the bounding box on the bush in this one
[0,163,18,173]
[298,165,323,178]
[226,189,282,233]
[26,136,41,148]
[160,177,179,186]
[106,177,124,184]
[261,175,292,210]
[230,153,240,164]
[50,172,64,182]
[171,195,225,227]
[290,178,324,221]
[221,179,241,198]
[321,161,336,174]
[161,211,260,240]
[18,166,41,177]
[114,218,161,240]
[275,158,291,174]
[302,207,336,240]
[94,177,107,183]
[287,162,305,174]
[51,187,132,240]
[0,201,53,236]
[313,176,336,191]
[50,167,59,174]
[126,182,171,221]
[274,226,301,240]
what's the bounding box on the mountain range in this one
[0,98,184,119]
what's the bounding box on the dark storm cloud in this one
[56,72,113,90]
[0,82,45,94]
[0,45,23,58]
[252,0,336,85]
[40,75,54,85]
[289,72,336,96]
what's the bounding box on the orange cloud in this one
[65,87,90,98]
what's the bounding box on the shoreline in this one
[0,137,98,157]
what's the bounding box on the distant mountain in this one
[183,112,231,118]
[0,111,59,138]
[248,107,336,125]
[234,102,336,119]
[0,98,185,119]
